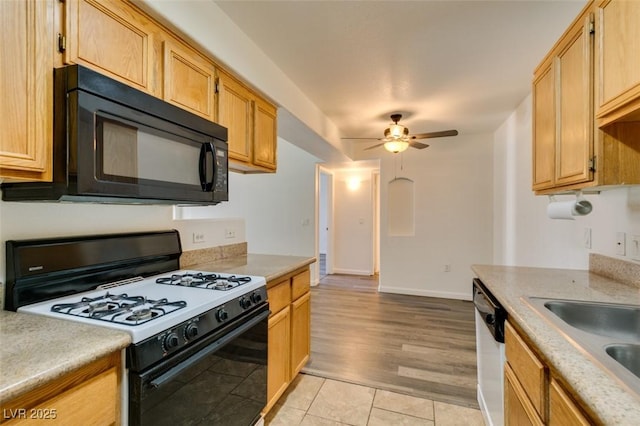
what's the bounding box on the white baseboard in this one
[377,285,471,301]
[331,268,372,276]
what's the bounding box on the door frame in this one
[315,165,334,284]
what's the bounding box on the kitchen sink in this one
[606,344,640,379]
[543,300,640,341]
[525,297,640,395]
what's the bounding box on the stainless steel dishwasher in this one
[473,278,507,426]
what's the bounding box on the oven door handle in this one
[149,308,269,389]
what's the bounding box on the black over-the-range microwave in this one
[1,65,229,204]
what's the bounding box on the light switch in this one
[630,235,640,261]
[583,228,591,249]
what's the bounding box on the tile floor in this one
[265,374,486,426]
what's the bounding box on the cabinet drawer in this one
[505,321,547,420]
[267,279,290,315]
[291,270,310,301]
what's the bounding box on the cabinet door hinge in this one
[57,33,66,53]
[589,21,595,35]
[589,156,596,172]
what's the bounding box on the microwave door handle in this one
[198,142,215,192]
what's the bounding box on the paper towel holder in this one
[548,190,593,217]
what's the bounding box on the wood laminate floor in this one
[301,273,479,409]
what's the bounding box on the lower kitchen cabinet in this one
[290,292,311,376]
[504,321,591,425]
[264,267,311,414]
[267,305,291,410]
[548,378,591,425]
[1,351,121,425]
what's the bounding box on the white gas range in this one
[6,231,269,426]
[19,270,266,344]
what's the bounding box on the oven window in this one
[131,314,267,426]
[96,114,205,187]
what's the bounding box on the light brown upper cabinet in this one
[217,69,253,164]
[0,0,54,182]
[162,39,216,122]
[254,96,278,171]
[596,0,640,125]
[3,0,279,182]
[217,70,277,172]
[62,0,159,96]
[532,7,593,193]
[532,0,640,194]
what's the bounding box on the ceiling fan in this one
[344,114,458,153]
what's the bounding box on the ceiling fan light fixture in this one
[388,123,405,139]
[384,140,409,153]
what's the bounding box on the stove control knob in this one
[184,323,199,340]
[216,308,229,322]
[250,292,263,304]
[163,333,180,351]
[239,297,252,309]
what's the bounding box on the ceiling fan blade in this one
[409,141,430,149]
[340,137,382,140]
[411,129,459,139]
[363,142,386,151]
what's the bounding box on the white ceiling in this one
[215,0,586,153]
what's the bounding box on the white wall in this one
[493,94,640,268]
[177,138,320,257]
[0,138,320,283]
[354,133,494,300]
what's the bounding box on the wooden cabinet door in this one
[504,364,544,426]
[0,0,54,181]
[532,63,556,190]
[555,12,593,187]
[549,378,590,426]
[290,292,311,377]
[217,70,253,163]
[505,322,546,421]
[597,0,640,121]
[163,39,215,121]
[3,352,120,426]
[266,306,290,412]
[64,0,157,95]
[254,96,277,170]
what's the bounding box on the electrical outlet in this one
[630,235,640,261]
[444,264,451,272]
[225,229,235,239]
[616,232,626,256]
[192,232,206,244]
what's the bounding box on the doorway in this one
[315,163,381,284]
[317,167,334,282]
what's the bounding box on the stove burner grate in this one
[51,293,186,325]
[155,272,252,291]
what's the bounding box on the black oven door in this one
[129,305,269,426]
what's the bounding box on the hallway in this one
[301,273,478,408]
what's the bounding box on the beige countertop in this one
[472,264,640,425]
[186,253,316,283]
[0,310,131,404]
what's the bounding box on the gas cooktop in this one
[18,270,266,342]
